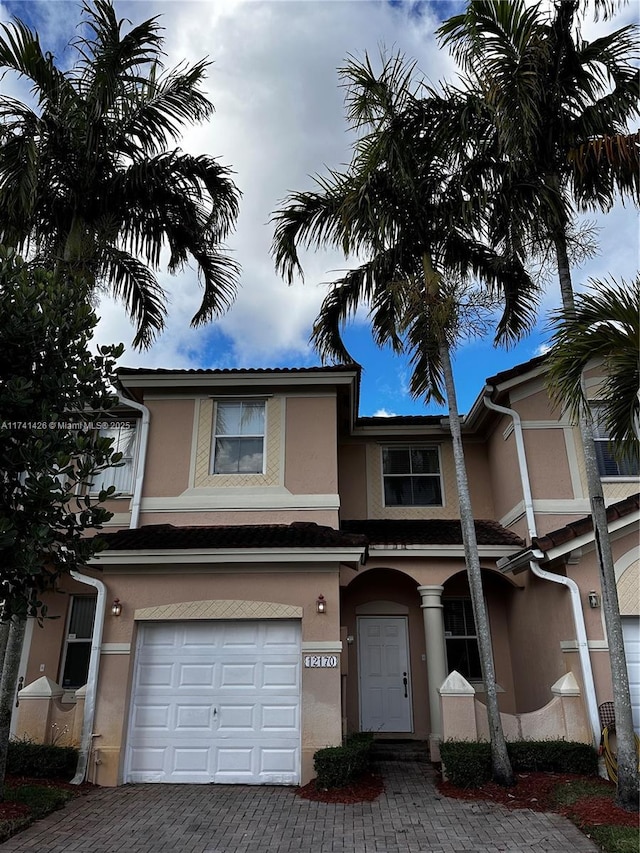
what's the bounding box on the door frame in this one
[357,615,413,733]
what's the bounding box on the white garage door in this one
[622,617,640,733]
[125,620,301,784]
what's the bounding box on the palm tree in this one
[547,277,640,456]
[272,52,540,787]
[437,0,639,809]
[0,0,240,348]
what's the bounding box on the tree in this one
[0,0,240,348]
[272,52,539,786]
[0,248,123,798]
[437,0,639,809]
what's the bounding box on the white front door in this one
[125,620,301,784]
[358,616,412,732]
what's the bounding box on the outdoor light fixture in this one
[588,590,601,609]
[111,598,122,617]
[316,595,327,614]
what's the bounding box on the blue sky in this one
[0,0,637,417]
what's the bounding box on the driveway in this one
[0,762,599,852]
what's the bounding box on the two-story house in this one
[14,356,639,787]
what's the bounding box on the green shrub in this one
[440,739,599,788]
[8,785,72,819]
[314,734,373,789]
[7,738,78,780]
[439,741,492,788]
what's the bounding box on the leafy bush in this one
[314,734,374,789]
[439,741,492,788]
[440,740,598,788]
[7,738,78,780]
[8,785,72,819]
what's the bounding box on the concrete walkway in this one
[1,762,599,852]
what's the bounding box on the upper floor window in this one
[443,597,481,681]
[90,422,138,494]
[382,445,442,506]
[212,400,265,475]
[591,405,639,478]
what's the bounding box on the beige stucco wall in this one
[338,443,368,519]
[485,414,523,530]
[284,396,338,495]
[142,399,194,497]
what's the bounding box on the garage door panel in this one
[126,620,301,784]
[622,617,640,732]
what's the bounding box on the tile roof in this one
[356,415,443,427]
[96,522,368,551]
[532,493,640,552]
[485,354,547,387]
[117,365,359,377]
[341,519,525,547]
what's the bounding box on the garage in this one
[622,616,640,733]
[125,620,301,784]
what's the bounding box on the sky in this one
[0,0,638,417]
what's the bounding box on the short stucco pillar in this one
[439,670,478,741]
[418,585,448,762]
[14,676,63,743]
[551,672,591,743]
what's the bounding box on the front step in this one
[371,739,430,763]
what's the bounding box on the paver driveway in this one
[0,762,599,852]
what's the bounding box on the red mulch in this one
[0,776,95,823]
[297,771,385,803]
[439,771,637,827]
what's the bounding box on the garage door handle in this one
[213,707,217,717]
[402,672,408,698]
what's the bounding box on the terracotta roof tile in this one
[117,365,359,377]
[532,493,640,552]
[341,519,524,547]
[96,522,368,551]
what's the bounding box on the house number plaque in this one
[304,654,338,668]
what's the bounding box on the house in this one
[13,355,639,787]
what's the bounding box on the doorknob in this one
[402,672,408,698]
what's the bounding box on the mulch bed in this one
[297,771,385,803]
[0,775,95,822]
[439,771,637,827]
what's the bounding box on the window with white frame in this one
[382,445,443,506]
[90,422,138,494]
[591,404,639,477]
[61,596,96,690]
[211,400,265,475]
[443,598,482,681]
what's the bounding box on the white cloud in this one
[372,407,397,418]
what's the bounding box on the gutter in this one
[69,570,106,785]
[71,393,150,783]
[483,388,601,744]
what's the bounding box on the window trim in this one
[211,398,267,476]
[380,443,444,508]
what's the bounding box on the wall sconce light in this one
[346,635,354,645]
[316,595,327,614]
[588,590,601,609]
[111,598,122,617]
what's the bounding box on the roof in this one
[96,521,369,551]
[341,519,524,547]
[356,415,443,428]
[532,493,640,552]
[117,365,359,378]
[485,354,547,387]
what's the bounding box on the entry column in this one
[417,585,448,761]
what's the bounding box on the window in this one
[212,400,265,474]
[61,596,96,689]
[382,445,442,506]
[591,405,639,477]
[443,598,482,681]
[90,423,138,494]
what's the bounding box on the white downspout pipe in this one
[69,570,106,784]
[70,393,149,783]
[118,394,150,530]
[483,388,601,744]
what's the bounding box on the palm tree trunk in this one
[0,617,26,801]
[553,226,639,811]
[440,340,514,787]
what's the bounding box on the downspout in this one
[483,388,601,744]
[70,394,150,783]
[118,394,150,530]
[69,570,105,785]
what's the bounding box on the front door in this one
[358,616,412,732]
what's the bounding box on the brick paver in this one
[0,762,599,852]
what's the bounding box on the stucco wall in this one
[284,395,338,495]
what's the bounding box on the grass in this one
[550,778,638,853]
[587,826,640,853]
[0,783,74,844]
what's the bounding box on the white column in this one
[418,585,448,757]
